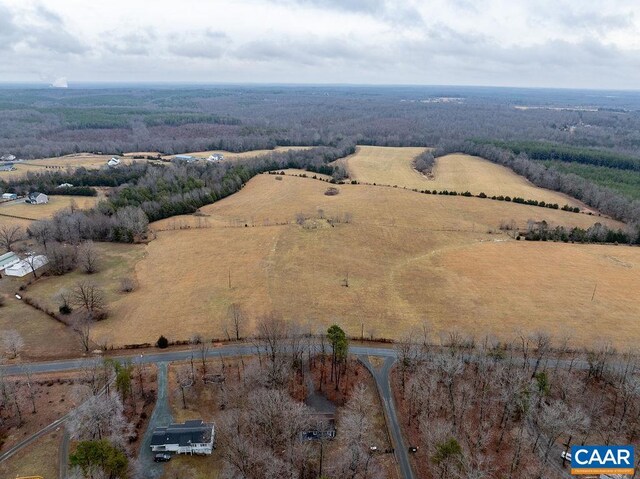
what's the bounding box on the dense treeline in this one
[482,140,640,171]
[23,143,354,243]
[0,163,149,195]
[541,161,640,200]
[434,141,640,226]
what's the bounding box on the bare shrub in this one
[120,277,137,293]
[324,187,340,196]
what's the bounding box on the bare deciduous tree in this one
[78,241,100,274]
[0,224,23,251]
[176,364,194,409]
[71,280,106,319]
[226,303,245,341]
[2,330,25,359]
[67,392,133,447]
[72,314,93,352]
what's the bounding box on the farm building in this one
[4,254,48,277]
[0,252,20,276]
[0,163,15,172]
[150,420,215,455]
[57,183,74,188]
[2,193,17,200]
[26,192,48,204]
[173,154,197,163]
[206,153,224,162]
[0,154,16,161]
[107,157,121,167]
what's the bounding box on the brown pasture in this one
[345,146,587,209]
[91,173,636,349]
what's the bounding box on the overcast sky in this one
[1,0,639,89]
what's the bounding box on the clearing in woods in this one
[85,172,639,349]
[345,145,586,208]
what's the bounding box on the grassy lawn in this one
[0,431,60,479]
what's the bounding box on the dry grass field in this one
[345,146,586,208]
[0,195,99,220]
[83,172,637,349]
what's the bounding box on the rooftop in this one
[150,420,214,447]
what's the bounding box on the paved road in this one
[140,362,172,478]
[360,355,415,479]
[58,427,70,479]
[0,344,397,376]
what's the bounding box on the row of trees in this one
[523,220,637,244]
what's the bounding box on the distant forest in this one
[2,86,640,160]
[1,85,640,230]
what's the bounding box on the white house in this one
[0,154,16,162]
[150,420,215,455]
[2,193,17,200]
[206,153,224,162]
[57,183,74,188]
[107,157,121,167]
[4,255,48,277]
[26,192,48,204]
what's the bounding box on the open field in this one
[345,146,586,208]
[79,172,636,348]
[0,195,99,220]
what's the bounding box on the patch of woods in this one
[162,319,389,479]
[413,150,436,177]
[393,328,640,478]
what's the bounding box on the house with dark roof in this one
[26,192,48,204]
[150,419,215,455]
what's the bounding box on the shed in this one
[2,193,17,200]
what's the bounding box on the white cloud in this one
[0,0,638,88]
